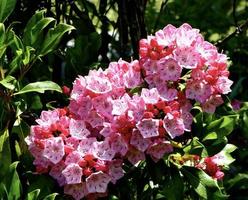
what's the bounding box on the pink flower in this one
[176,23,200,48]
[43,137,65,164]
[202,95,224,113]
[86,172,111,193]
[92,141,115,161]
[136,118,160,138]
[216,76,233,94]
[186,80,212,103]
[126,147,146,165]
[147,140,173,161]
[141,88,160,104]
[130,129,152,152]
[85,74,112,95]
[108,160,124,184]
[157,58,182,81]
[108,133,128,156]
[65,151,83,165]
[62,163,83,184]
[163,114,185,138]
[49,161,66,186]
[181,111,193,131]
[174,47,199,69]
[112,94,130,116]
[64,182,88,200]
[69,119,90,139]
[157,84,178,101]
[77,138,96,156]
[155,24,177,47]
[36,110,59,127]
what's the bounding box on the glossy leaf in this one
[38,23,75,56]
[26,189,40,200]
[13,81,62,95]
[181,166,227,199]
[0,75,16,90]
[43,193,58,200]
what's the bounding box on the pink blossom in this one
[186,80,212,103]
[65,151,83,165]
[64,182,88,200]
[69,119,90,139]
[49,161,66,186]
[130,129,152,152]
[127,147,146,165]
[43,137,65,164]
[77,138,96,156]
[216,76,233,94]
[141,88,160,104]
[147,140,173,161]
[108,159,124,184]
[112,94,130,116]
[85,74,112,95]
[174,47,199,69]
[136,118,160,138]
[157,58,182,81]
[62,163,83,184]
[163,114,185,138]
[86,172,111,193]
[92,141,115,161]
[202,95,224,113]
[157,84,178,101]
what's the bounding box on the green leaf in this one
[216,144,237,166]
[0,23,5,44]
[162,166,184,200]
[13,81,62,95]
[181,166,227,199]
[0,129,11,179]
[0,182,8,200]
[0,75,16,90]
[0,0,16,22]
[23,10,46,44]
[183,137,208,157]
[3,162,22,200]
[27,174,57,199]
[43,193,58,200]
[26,189,40,200]
[227,173,248,190]
[38,23,75,56]
[203,115,237,142]
[24,14,56,47]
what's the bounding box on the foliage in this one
[0,0,248,199]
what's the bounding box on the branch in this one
[232,0,239,28]
[215,18,248,48]
[153,0,169,31]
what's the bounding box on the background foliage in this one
[0,0,248,199]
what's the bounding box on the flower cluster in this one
[26,23,233,200]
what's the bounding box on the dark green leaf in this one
[3,162,22,200]
[181,166,227,199]
[0,0,16,22]
[162,166,184,200]
[0,128,11,179]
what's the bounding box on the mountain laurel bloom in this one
[26,23,233,199]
